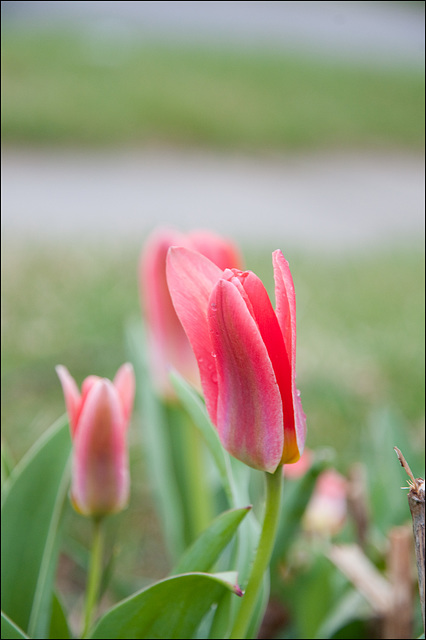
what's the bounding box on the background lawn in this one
[1,27,424,150]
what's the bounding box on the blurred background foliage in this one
[1,26,424,150]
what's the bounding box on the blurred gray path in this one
[2,148,424,251]
[2,1,424,68]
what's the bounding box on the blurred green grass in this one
[1,26,424,150]
[2,239,424,467]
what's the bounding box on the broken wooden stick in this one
[394,446,425,635]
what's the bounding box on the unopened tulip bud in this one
[56,364,135,517]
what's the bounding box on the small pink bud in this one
[56,364,135,517]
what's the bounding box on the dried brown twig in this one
[394,446,425,636]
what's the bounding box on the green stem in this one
[229,465,283,639]
[82,517,104,638]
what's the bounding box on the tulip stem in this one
[82,517,104,638]
[229,465,283,639]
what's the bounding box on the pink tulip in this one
[56,364,135,517]
[166,247,306,473]
[139,228,242,397]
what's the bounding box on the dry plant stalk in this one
[328,535,414,640]
[347,462,370,548]
[394,446,425,635]
[383,526,414,639]
[328,544,391,615]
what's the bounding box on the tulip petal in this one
[167,247,223,424]
[72,380,129,516]
[272,251,295,370]
[113,363,135,430]
[55,365,81,437]
[273,251,306,461]
[81,375,101,401]
[233,269,301,463]
[209,279,283,473]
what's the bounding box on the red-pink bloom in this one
[166,247,306,473]
[139,228,242,397]
[56,364,135,517]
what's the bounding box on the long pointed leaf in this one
[170,371,237,506]
[1,612,29,640]
[126,321,185,560]
[172,506,251,575]
[1,416,71,638]
[48,593,71,640]
[1,440,14,489]
[89,571,242,639]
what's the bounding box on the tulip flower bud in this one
[303,469,348,536]
[166,247,306,473]
[139,227,242,397]
[56,364,135,517]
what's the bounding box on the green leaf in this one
[1,612,30,639]
[1,416,71,638]
[169,371,237,506]
[126,321,185,560]
[164,403,214,547]
[172,506,252,575]
[89,571,243,639]
[48,593,70,640]
[1,441,14,489]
